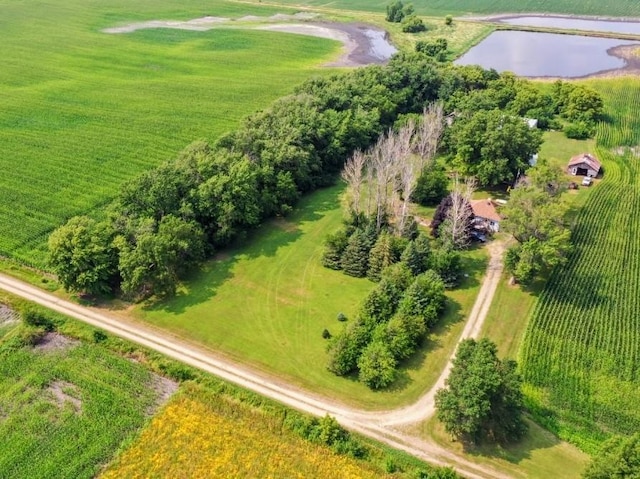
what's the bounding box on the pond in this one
[362,29,397,61]
[455,31,638,78]
[498,16,640,36]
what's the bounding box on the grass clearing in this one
[131,185,488,409]
[0,0,340,267]
[0,323,167,479]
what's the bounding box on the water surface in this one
[455,31,638,78]
[499,16,640,35]
[362,29,397,60]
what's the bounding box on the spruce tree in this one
[368,233,397,282]
[340,230,370,277]
[321,229,349,270]
[401,234,431,276]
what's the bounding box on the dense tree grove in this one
[435,338,527,444]
[48,53,580,300]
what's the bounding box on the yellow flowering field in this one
[102,394,387,479]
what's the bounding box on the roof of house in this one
[471,199,501,222]
[568,153,601,172]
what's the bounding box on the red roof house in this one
[568,153,601,178]
[471,199,501,232]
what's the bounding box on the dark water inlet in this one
[499,16,640,36]
[455,31,639,78]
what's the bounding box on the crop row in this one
[519,80,640,445]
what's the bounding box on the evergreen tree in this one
[326,319,370,376]
[400,216,419,240]
[430,246,462,289]
[401,235,431,276]
[368,233,398,282]
[322,229,349,270]
[340,230,370,277]
[397,270,446,328]
[360,279,401,326]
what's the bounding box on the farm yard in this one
[519,78,640,452]
[0,0,339,267]
[3,0,640,476]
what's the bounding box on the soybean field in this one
[0,0,338,267]
[257,0,640,18]
[519,79,640,452]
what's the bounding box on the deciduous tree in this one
[435,338,527,444]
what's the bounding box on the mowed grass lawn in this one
[0,0,340,266]
[0,325,164,479]
[252,0,640,17]
[133,185,488,409]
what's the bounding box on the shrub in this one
[336,312,347,322]
[93,330,108,343]
[564,121,593,139]
[322,328,332,339]
[21,307,55,331]
[402,15,427,33]
[445,15,453,26]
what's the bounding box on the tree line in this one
[48,52,601,300]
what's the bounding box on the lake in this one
[455,31,638,78]
[498,16,640,36]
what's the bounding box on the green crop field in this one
[0,0,340,267]
[132,184,488,409]
[0,324,164,478]
[519,78,640,452]
[251,0,640,18]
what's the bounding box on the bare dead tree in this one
[395,121,419,234]
[341,149,366,216]
[414,102,444,170]
[443,175,477,250]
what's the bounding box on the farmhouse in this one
[470,199,501,233]
[568,153,601,178]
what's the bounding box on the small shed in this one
[471,199,501,233]
[568,153,601,178]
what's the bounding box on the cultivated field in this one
[0,0,339,267]
[253,0,640,18]
[519,78,640,452]
[0,323,166,478]
[133,185,488,408]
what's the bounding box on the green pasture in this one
[253,0,640,17]
[133,185,487,409]
[519,78,640,452]
[0,0,340,267]
[0,324,161,479]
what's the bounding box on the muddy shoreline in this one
[464,13,640,23]
[103,16,396,67]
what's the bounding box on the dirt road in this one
[0,240,508,478]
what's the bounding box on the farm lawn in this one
[0,324,169,479]
[417,415,589,479]
[519,78,640,452]
[0,0,339,267]
[131,185,488,409]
